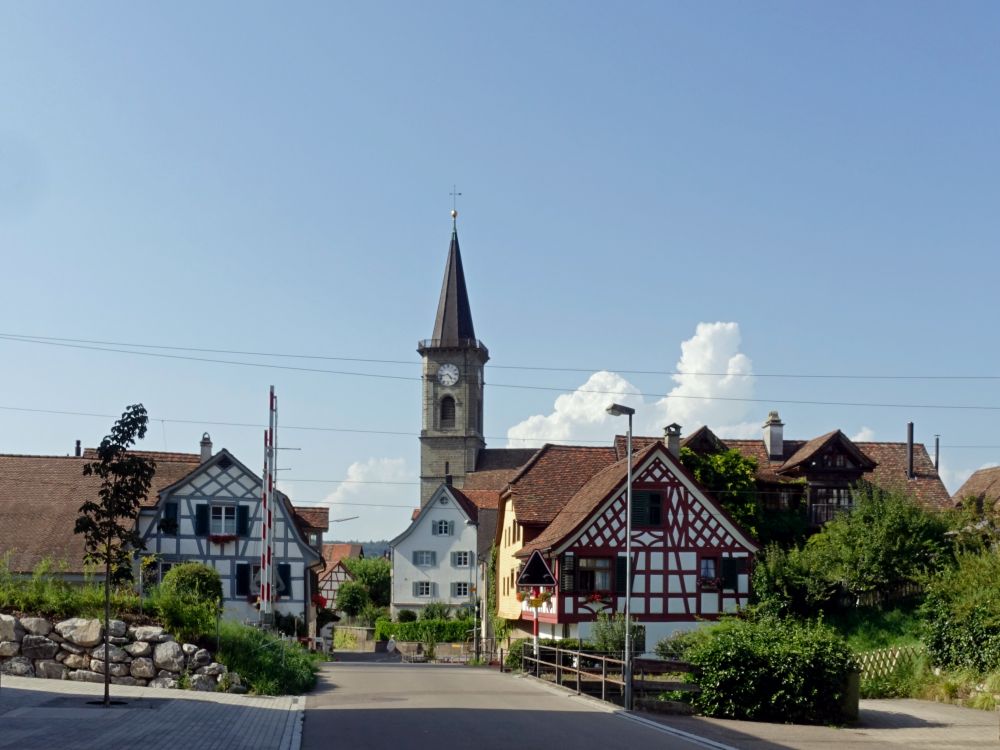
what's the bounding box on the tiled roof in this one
[780,431,875,474]
[518,443,658,557]
[0,451,201,574]
[448,487,481,523]
[320,543,363,573]
[462,468,519,491]
[617,431,951,509]
[293,506,330,530]
[475,449,538,472]
[954,467,1000,508]
[507,445,618,526]
[856,442,952,510]
[458,488,501,510]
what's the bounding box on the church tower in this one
[417,212,488,506]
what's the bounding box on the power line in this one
[3,334,1000,412]
[4,331,1000,381]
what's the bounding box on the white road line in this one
[617,711,740,750]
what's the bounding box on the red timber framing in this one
[517,444,758,628]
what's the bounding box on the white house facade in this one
[137,440,325,627]
[390,484,482,617]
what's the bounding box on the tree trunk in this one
[104,536,111,707]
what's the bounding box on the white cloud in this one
[506,322,756,445]
[318,457,413,537]
[851,426,876,442]
[506,371,641,448]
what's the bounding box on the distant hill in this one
[330,539,390,559]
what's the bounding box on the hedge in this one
[374,618,472,642]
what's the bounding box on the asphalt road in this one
[303,661,717,750]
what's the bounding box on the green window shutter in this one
[237,506,250,536]
[450,582,457,597]
[649,493,663,525]
[451,551,458,566]
[448,521,455,536]
[277,563,292,598]
[616,555,628,594]
[632,492,649,526]
[194,504,209,536]
[429,551,437,565]
[721,557,739,590]
[236,563,251,597]
[560,555,575,593]
[412,581,419,597]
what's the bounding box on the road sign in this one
[517,550,556,587]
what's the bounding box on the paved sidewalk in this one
[637,698,1000,749]
[0,675,302,750]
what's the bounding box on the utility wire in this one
[2,334,1000,412]
[3,331,1000,381]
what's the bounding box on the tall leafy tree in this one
[75,404,156,706]
[342,557,391,606]
[680,447,760,537]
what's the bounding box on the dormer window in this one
[440,396,456,429]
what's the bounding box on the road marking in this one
[617,711,740,750]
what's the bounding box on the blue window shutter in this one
[237,506,250,536]
[449,521,454,535]
[194,504,209,536]
[431,523,438,536]
[413,581,419,597]
[429,551,436,566]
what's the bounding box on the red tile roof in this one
[320,543,363,571]
[0,451,201,574]
[293,506,330,530]
[506,445,618,526]
[953,467,1000,508]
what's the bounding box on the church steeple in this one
[417,211,489,506]
[430,212,476,345]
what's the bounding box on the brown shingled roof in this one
[856,442,952,510]
[954,467,1000,508]
[321,542,363,571]
[507,445,618,526]
[779,431,876,475]
[294,506,330,530]
[0,451,201,574]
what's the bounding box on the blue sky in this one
[2,2,999,541]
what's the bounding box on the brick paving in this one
[0,675,302,750]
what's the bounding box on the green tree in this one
[807,484,950,600]
[75,404,156,707]
[336,580,370,618]
[342,557,391,606]
[680,447,760,537]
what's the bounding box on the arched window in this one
[440,396,456,429]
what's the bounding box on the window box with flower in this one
[209,533,238,545]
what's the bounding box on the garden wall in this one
[0,613,243,692]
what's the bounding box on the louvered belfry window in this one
[440,396,456,428]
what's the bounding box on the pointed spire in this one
[430,212,476,345]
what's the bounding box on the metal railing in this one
[519,644,627,704]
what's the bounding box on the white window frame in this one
[416,581,433,597]
[452,581,469,598]
[452,551,471,567]
[210,505,236,534]
[432,520,454,536]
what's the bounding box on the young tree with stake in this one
[75,404,156,707]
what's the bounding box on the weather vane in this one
[450,184,462,220]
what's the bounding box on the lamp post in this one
[606,402,635,711]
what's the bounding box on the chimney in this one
[445,474,453,487]
[664,423,682,458]
[762,410,784,460]
[934,434,940,472]
[74,440,81,457]
[906,422,914,479]
[200,432,213,463]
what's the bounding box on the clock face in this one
[437,364,460,386]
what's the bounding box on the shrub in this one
[397,609,418,623]
[591,611,646,656]
[420,600,451,620]
[504,637,591,671]
[923,551,1000,672]
[215,620,319,695]
[751,543,832,617]
[145,585,216,643]
[342,558,391,607]
[358,602,388,627]
[336,581,370,617]
[0,556,140,620]
[374,618,470,643]
[666,616,856,724]
[860,651,931,699]
[161,562,223,605]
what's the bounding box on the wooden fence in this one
[854,646,923,679]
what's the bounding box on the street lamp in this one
[606,402,635,711]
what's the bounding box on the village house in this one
[0,434,329,631]
[318,542,364,606]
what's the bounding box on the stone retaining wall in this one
[0,613,244,693]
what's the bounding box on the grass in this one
[826,600,923,652]
[333,630,358,650]
[215,620,321,695]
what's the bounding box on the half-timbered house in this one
[318,543,363,606]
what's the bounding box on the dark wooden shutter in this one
[194,504,209,536]
[721,557,739,590]
[560,555,575,593]
[237,506,250,536]
[632,492,649,526]
[236,563,251,597]
[649,493,663,525]
[616,555,628,593]
[277,563,292,598]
